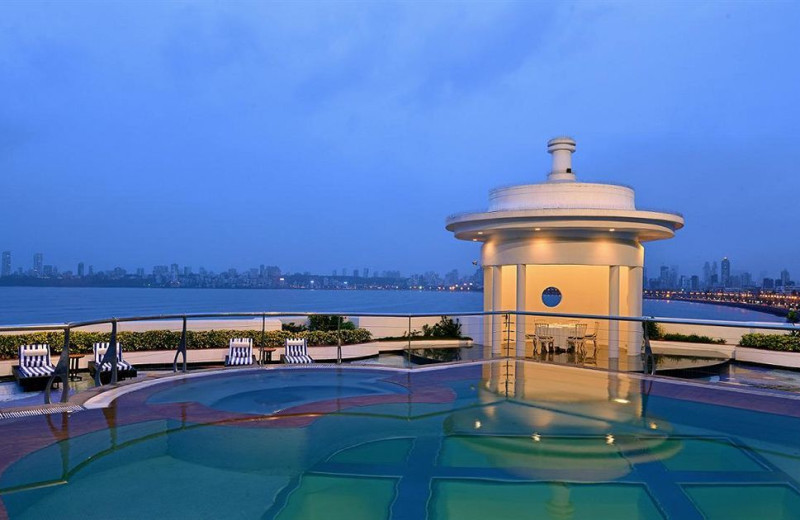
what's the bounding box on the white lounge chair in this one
[13,344,56,390]
[90,342,137,381]
[225,338,254,366]
[282,338,313,364]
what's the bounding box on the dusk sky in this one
[1,1,799,279]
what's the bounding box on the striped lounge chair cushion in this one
[94,342,133,372]
[226,339,253,366]
[228,346,253,365]
[98,360,134,372]
[284,340,313,364]
[18,345,56,378]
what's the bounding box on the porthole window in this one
[542,287,562,307]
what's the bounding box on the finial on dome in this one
[547,136,576,182]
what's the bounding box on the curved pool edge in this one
[79,361,487,410]
[74,358,800,418]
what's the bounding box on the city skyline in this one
[1,247,794,294]
[645,255,794,292]
[0,248,478,290]
[1,3,799,276]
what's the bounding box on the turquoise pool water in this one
[1,362,799,519]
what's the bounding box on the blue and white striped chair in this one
[282,338,313,364]
[13,344,57,390]
[16,344,56,379]
[225,338,254,366]
[90,342,137,381]
[92,342,134,372]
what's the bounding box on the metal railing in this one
[0,310,798,405]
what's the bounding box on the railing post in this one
[642,317,655,375]
[337,316,342,365]
[95,320,118,386]
[407,316,412,366]
[110,320,118,384]
[173,316,187,373]
[45,327,71,404]
[260,314,266,366]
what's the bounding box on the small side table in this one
[260,348,277,365]
[69,353,85,381]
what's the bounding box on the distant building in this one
[781,269,791,287]
[77,262,85,277]
[763,277,774,289]
[690,275,700,290]
[1,251,10,277]
[33,253,43,276]
[445,269,459,285]
[659,266,670,288]
[721,257,730,287]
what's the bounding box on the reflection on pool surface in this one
[1,361,800,519]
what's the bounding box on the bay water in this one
[0,287,784,326]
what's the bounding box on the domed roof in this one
[445,137,684,242]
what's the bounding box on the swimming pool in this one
[1,361,799,519]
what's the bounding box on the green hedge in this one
[645,322,724,344]
[0,328,372,360]
[661,333,725,344]
[739,333,800,352]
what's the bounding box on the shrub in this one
[644,321,662,340]
[282,322,308,333]
[661,333,725,344]
[421,316,463,338]
[0,328,372,360]
[308,315,356,331]
[739,333,800,352]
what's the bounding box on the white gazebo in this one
[446,137,683,365]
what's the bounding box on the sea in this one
[0,287,785,326]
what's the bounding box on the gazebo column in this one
[608,265,620,363]
[627,266,643,353]
[491,265,503,355]
[515,264,527,357]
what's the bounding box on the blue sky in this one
[1,1,799,279]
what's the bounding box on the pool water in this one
[702,363,800,394]
[1,362,800,519]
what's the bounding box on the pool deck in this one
[0,339,473,378]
